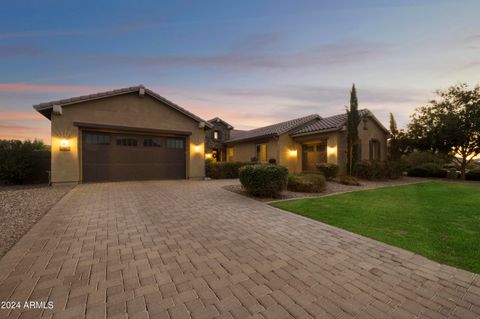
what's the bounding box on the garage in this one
[82,130,186,182]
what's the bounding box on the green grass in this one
[271,182,480,273]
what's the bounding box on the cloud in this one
[0,124,40,131]
[95,40,387,71]
[0,83,107,93]
[0,111,44,121]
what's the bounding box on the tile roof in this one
[33,85,212,127]
[291,109,371,135]
[226,114,320,143]
[207,117,233,129]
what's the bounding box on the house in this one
[34,85,211,184]
[207,110,388,174]
[34,85,388,184]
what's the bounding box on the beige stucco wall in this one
[229,138,278,163]
[50,92,206,184]
[358,117,388,161]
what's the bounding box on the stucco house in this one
[34,85,388,184]
[206,110,388,175]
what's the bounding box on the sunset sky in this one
[1,0,479,143]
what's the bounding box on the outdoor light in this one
[289,149,297,157]
[59,139,71,151]
[193,144,201,153]
[205,153,213,159]
[327,146,336,155]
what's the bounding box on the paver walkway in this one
[0,180,478,319]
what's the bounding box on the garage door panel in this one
[82,131,186,182]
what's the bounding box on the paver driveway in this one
[0,180,479,319]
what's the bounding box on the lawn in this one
[271,182,480,273]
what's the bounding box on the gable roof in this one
[207,117,233,129]
[291,109,388,136]
[226,114,320,143]
[33,85,212,128]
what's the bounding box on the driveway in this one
[0,180,478,319]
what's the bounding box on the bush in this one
[446,169,459,179]
[407,163,447,178]
[406,151,450,168]
[205,160,251,179]
[339,175,361,186]
[0,140,50,184]
[466,168,480,181]
[384,161,403,179]
[268,158,277,164]
[287,174,326,193]
[316,163,339,180]
[239,164,288,197]
[354,161,387,180]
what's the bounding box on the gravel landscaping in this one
[0,184,73,259]
[223,176,427,202]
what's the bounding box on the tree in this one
[407,83,480,179]
[388,113,402,161]
[346,84,360,175]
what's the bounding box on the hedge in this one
[315,163,339,180]
[287,174,326,193]
[407,163,447,178]
[339,175,361,186]
[354,161,402,180]
[239,164,288,197]
[466,168,480,181]
[0,140,50,184]
[205,160,251,179]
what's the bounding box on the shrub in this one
[339,175,361,186]
[205,161,251,179]
[239,164,288,197]
[407,163,447,178]
[287,174,326,193]
[354,161,388,180]
[406,151,450,168]
[446,169,459,179]
[466,168,480,181]
[268,158,277,165]
[316,163,339,180]
[384,161,403,179]
[0,139,49,184]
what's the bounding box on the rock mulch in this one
[223,176,428,202]
[0,184,73,259]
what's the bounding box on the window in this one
[84,133,110,145]
[227,147,234,161]
[256,144,267,162]
[143,138,163,147]
[369,139,381,160]
[116,136,137,147]
[213,130,221,140]
[166,138,184,149]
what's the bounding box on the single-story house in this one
[211,109,389,175]
[35,85,388,184]
[34,85,212,184]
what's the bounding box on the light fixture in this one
[193,144,202,153]
[289,149,297,157]
[327,146,336,155]
[59,139,70,151]
[205,153,213,159]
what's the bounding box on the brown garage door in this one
[82,131,186,182]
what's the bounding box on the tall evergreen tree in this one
[388,113,401,161]
[346,84,360,175]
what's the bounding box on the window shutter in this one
[369,140,373,161]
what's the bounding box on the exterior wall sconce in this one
[205,153,213,159]
[289,149,297,157]
[59,139,71,151]
[193,144,202,153]
[327,146,337,155]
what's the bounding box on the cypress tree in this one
[346,84,360,175]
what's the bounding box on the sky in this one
[1,0,479,143]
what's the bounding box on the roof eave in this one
[225,133,278,144]
[290,127,341,137]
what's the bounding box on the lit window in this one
[256,144,267,162]
[213,130,220,140]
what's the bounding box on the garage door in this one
[82,131,186,182]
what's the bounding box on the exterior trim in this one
[73,122,193,136]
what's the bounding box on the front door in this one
[302,142,327,171]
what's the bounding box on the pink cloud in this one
[0,111,44,121]
[0,83,107,93]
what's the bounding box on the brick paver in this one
[0,180,478,318]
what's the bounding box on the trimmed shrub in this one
[354,161,387,180]
[407,163,447,178]
[239,164,288,197]
[384,161,403,179]
[205,160,251,179]
[287,174,326,193]
[339,175,361,186]
[466,168,480,181]
[268,158,277,165]
[316,163,339,180]
[0,139,50,184]
[406,151,449,168]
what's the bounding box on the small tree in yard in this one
[346,84,360,176]
[407,83,480,179]
[388,113,402,161]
